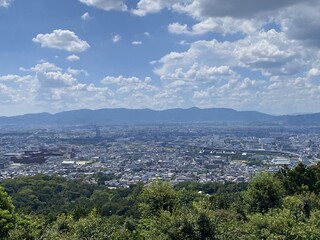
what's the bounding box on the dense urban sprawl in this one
[0,124,319,187]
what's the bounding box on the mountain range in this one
[0,107,319,126]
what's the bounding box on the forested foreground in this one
[1,163,320,239]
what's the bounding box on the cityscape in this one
[1,124,319,187]
[1,0,320,238]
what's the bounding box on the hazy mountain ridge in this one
[0,107,319,125]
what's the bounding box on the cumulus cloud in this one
[79,0,127,11]
[151,22,320,114]
[4,1,320,114]
[132,41,142,45]
[132,0,196,16]
[0,0,12,8]
[66,54,80,62]
[101,75,158,93]
[168,23,189,35]
[67,67,89,76]
[133,0,320,49]
[112,34,122,43]
[0,74,32,83]
[33,29,90,52]
[169,18,258,35]
[38,71,76,88]
[308,68,320,77]
[158,63,238,83]
[156,29,310,80]
[31,62,61,72]
[0,61,162,114]
[81,12,92,20]
[31,62,76,88]
[132,0,168,16]
[0,62,117,113]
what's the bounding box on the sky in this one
[0,0,320,116]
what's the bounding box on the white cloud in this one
[0,74,33,87]
[112,34,122,43]
[101,75,158,93]
[81,12,93,20]
[67,67,89,76]
[188,0,320,47]
[4,1,320,115]
[157,29,310,80]
[79,0,127,11]
[0,74,25,81]
[0,0,12,8]
[0,62,117,113]
[132,0,166,16]
[31,62,62,72]
[150,21,320,114]
[132,41,142,45]
[0,62,164,114]
[169,18,259,36]
[132,0,194,16]
[29,62,76,88]
[193,90,209,99]
[33,29,90,52]
[131,0,320,48]
[179,40,189,46]
[168,22,189,35]
[158,63,237,83]
[36,69,76,89]
[308,68,320,77]
[66,54,80,62]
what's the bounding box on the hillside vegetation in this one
[1,163,320,239]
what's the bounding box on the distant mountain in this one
[275,113,320,125]
[0,107,319,126]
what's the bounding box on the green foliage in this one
[138,208,216,240]
[0,186,15,239]
[175,181,247,195]
[1,174,94,217]
[94,172,116,186]
[1,174,143,219]
[243,172,284,213]
[139,180,178,217]
[73,209,111,240]
[8,214,44,240]
[2,163,320,239]
[276,163,318,195]
[41,214,76,240]
[159,209,215,240]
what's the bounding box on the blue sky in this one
[0,0,320,116]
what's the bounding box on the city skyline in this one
[0,0,320,116]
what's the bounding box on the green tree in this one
[8,214,44,240]
[139,180,178,217]
[243,173,284,213]
[138,208,216,240]
[0,186,15,239]
[41,214,75,240]
[277,163,317,195]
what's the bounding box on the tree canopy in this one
[1,163,320,239]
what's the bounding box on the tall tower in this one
[95,125,101,139]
